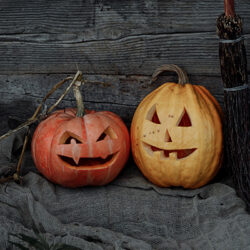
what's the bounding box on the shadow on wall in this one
[0,99,35,134]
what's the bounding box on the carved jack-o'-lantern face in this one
[56,125,118,167]
[32,109,130,187]
[143,104,197,160]
[131,65,223,189]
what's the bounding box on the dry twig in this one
[0,71,84,184]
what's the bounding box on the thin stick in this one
[0,176,13,184]
[47,70,83,113]
[0,71,82,142]
[0,71,84,185]
[30,76,72,120]
[224,0,235,17]
[16,129,30,176]
[0,120,37,142]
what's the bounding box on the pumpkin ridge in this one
[98,111,130,154]
[195,85,224,120]
[187,85,223,188]
[32,105,130,187]
[95,113,115,155]
[179,84,212,188]
[83,115,93,158]
[131,66,223,189]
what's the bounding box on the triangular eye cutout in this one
[64,136,82,144]
[97,132,107,141]
[146,104,161,124]
[152,110,161,124]
[60,132,83,144]
[178,108,192,127]
[96,126,117,142]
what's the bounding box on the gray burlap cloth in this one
[0,128,249,250]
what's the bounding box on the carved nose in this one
[165,129,172,142]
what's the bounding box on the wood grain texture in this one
[0,0,249,36]
[0,32,249,75]
[0,0,249,75]
[0,0,249,129]
[0,73,228,133]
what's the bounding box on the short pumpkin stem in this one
[72,71,85,117]
[151,64,189,85]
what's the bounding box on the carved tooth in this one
[100,154,108,160]
[70,138,77,145]
[169,152,177,160]
[72,153,80,165]
[72,139,80,165]
[153,150,164,159]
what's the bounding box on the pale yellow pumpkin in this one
[131,65,223,189]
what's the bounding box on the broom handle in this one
[224,0,235,17]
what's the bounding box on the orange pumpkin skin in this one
[31,108,130,187]
[131,80,223,189]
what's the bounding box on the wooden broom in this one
[216,0,249,210]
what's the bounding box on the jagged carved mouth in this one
[59,154,115,167]
[146,144,197,159]
[56,131,119,167]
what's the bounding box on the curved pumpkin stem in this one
[151,64,189,85]
[73,71,85,117]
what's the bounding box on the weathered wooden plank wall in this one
[0,0,249,132]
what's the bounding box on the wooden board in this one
[1,32,250,75]
[0,73,228,132]
[0,0,249,130]
[0,0,249,35]
[0,0,249,75]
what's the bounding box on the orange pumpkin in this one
[131,65,223,189]
[32,83,130,188]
